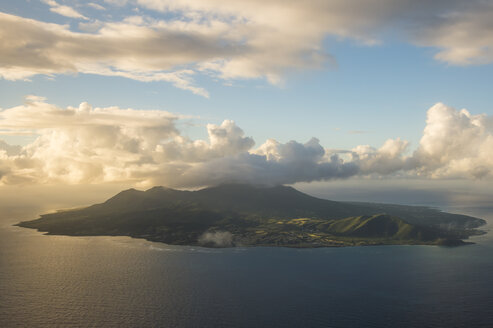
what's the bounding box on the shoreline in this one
[16,223,476,249]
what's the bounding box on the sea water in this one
[1,205,492,328]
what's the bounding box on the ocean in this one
[1,204,492,328]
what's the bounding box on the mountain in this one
[16,184,486,247]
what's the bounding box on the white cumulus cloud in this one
[0,98,493,187]
[414,102,493,179]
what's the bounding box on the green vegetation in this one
[16,184,486,248]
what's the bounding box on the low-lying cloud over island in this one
[0,97,492,187]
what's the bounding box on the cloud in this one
[41,0,88,20]
[104,0,129,6]
[0,98,493,187]
[351,138,411,175]
[347,102,493,180]
[0,97,361,186]
[198,231,233,247]
[413,103,493,179]
[0,13,214,96]
[412,2,493,65]
[87,3,106,11]
[0,96,179,184]
[113,0,493,68]
[0,140,22,156]
[2,1,493,95]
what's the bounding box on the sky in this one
[1,0,493,196]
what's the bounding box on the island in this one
[16,184,486,248]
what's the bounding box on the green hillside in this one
[324,214,433,240]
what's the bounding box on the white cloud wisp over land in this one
[1,1,493,95]
[0,98,492,188]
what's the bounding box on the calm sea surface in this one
[1,204,493,328]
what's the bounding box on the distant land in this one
[17,184,486,248]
